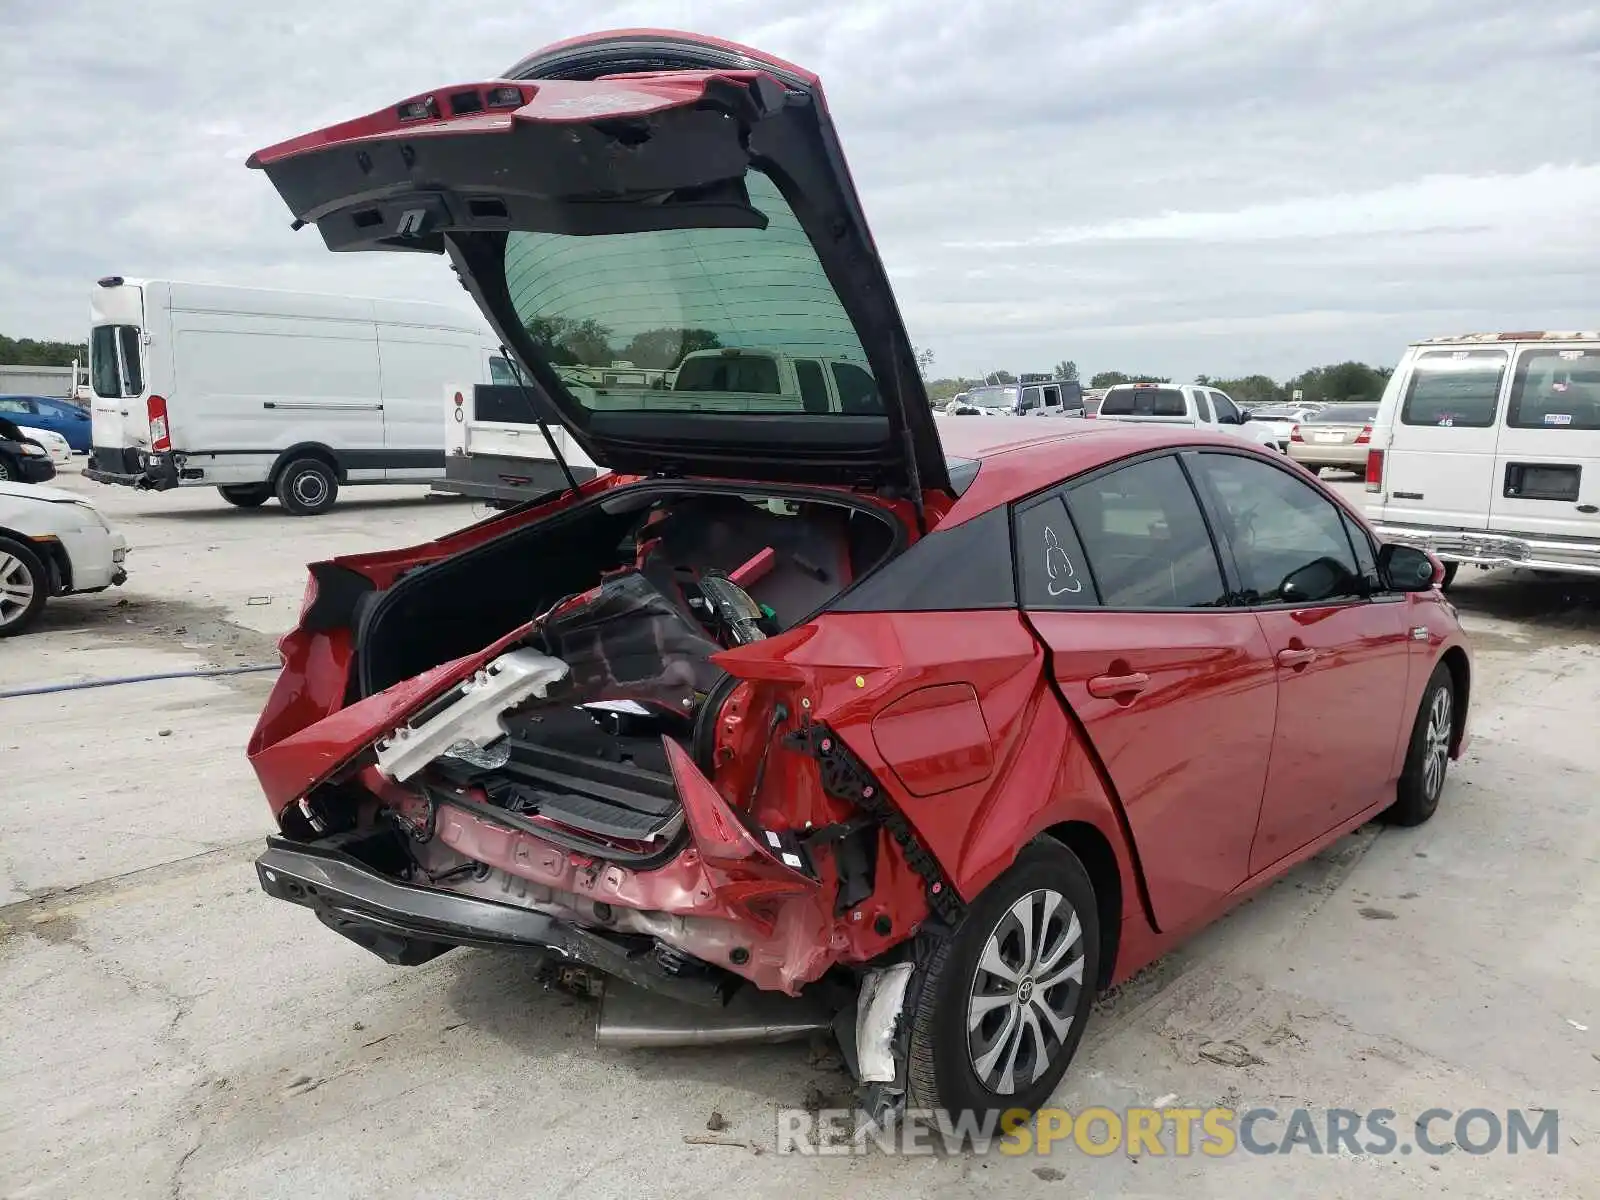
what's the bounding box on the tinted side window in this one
[1016,495,1099,608]
[117,327,144,395]
[794,359,829,413]
[1191,453,1362,604]
[1341,510,1379,585]
[1400,350,1506,427]
[1192,389,1213,422]
[1064,456,1227,608]
[0,398,34,414]
[831,362,884,415]
[1212,391,1242,423]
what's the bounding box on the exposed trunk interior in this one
[354,483,903,859]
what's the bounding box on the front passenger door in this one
[1018,453,1279,932]
[1186,451,1412,872]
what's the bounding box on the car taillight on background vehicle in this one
[1355,423,1373,444]
[1365,448,1385,492]
[147,395,171,452]
[1290,424,1304,442]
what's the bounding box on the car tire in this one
[1381,663,1455,827]
[218,484,271,509]
[0,454,18,482]
[0,534,49,638]
[274,458,339,516]
[904,839,1100,1121]
[1439,562,1459,591]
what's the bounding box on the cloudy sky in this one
[2,0,1596,381]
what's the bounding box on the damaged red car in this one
[245,29,1472,1120]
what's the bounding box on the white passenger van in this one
[1365,331,1600,585]
[84,278,512,514]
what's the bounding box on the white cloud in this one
[1,0,1597,381]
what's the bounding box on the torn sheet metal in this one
[855,961,914,1084]
[374,648,568,781]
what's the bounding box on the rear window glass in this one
[90,326,122,398]
[1100,387,1187,417]
[1311,404,1378,424]
[1400,350,1505,428]
[502,170,882,417]
[673,353,781,394]
[1506,348,1600,430]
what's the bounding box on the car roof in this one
[934,419,1283,526]
[1412,331,1599,345]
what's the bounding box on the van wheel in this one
[0,535,49,637]
[905,839,1099,1122]
[218,484,271,508]
[275,458,339,516]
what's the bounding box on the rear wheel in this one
[905,840,1099,1121]
[218,483,271,508]
[0,454,17,482]
[275,458,339,516]
[0,535,49,637]
[1382,664,1454,827]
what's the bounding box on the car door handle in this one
[1276,647,1318,668]
[1087,672,1150,699]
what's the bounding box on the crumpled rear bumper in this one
[255,835,730,1006]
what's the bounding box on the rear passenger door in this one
[1490,343,1600,540]
[1186,451,1411,871]
[1383,348,1507,530]
[1017,453,1279,932]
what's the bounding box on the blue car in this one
[0,395,93,453]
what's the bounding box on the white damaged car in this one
[0,482,128,636]
[18,426,73,466]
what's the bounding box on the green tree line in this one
[0,335,87,367]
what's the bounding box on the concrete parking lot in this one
[3,466,1597,1198]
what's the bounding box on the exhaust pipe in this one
[596,980,833,1048]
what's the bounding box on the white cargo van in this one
[84,278,511,514]
[1365,331,1600,584]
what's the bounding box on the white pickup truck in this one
[1094,383,1282,452]
[433,348,881,504]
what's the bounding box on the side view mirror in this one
[1280,556,1353,603]
[1378,543,1439,592]
[1236,409,1251,422]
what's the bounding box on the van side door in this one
[1378,348,1508,531]
[1489,342,1600,541]
[376,325,476,480]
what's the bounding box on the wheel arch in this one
[270,443,344,485]
[0,528,64,593]
[1439,644,1470,754]
[1039,821,1122,990]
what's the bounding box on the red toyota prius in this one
[245,29,1470,1120]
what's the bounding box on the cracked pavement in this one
[2,468,1597,1198]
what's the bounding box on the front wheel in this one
[0,535,49,637]
[218,483,271,508]
[1382,663,1454,826]
[905,840,1100,1120]
[274,458,339,516]
[0,454,17,482]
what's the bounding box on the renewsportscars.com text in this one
[777,1105,1561,1157]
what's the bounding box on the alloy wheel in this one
[1423,687,1452,801]
[0,551,37,628]
[966,888,1086,1095]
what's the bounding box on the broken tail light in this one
[147,395,171,452]
[1289,423,1304,442]
[1365,448,1385,493]
[1355,423,1374,444]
